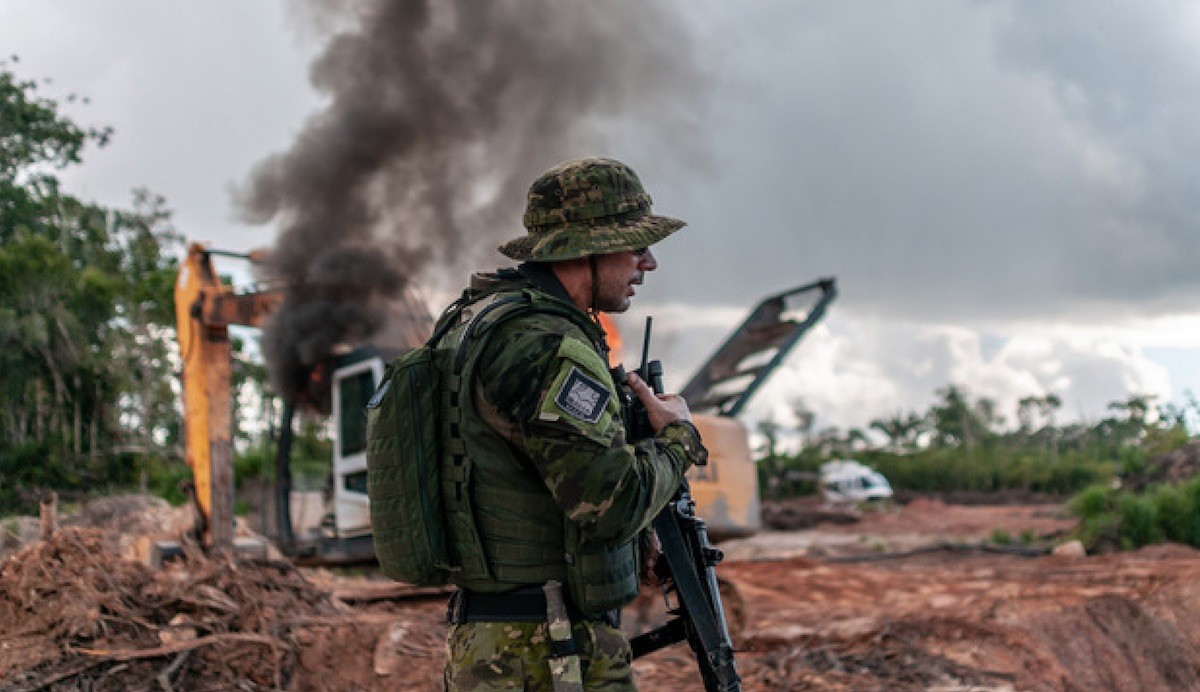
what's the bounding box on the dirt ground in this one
[4,495,1200,690]
[742,497,1077,561]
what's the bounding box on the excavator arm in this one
[174,243,281,553]
[680,278,837,417]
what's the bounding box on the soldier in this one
[440,158,707,690]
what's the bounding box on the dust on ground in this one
[3,494,1200,690]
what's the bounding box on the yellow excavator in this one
[175,242,835,561]
[678,276,837,537]
[173,243,281,553]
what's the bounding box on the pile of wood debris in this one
[0,495,449,691]
[0,526,344,691]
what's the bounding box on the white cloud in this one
[629,305,1176,435]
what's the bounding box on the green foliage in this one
[857,445,1112,496]
[1117,494,1162,547]
[1144,422,1192,458]
[928,384,999,448]
[1152,477,1200,545]
[1069,484,1114,518]
[232,418,331,493]
[234,448,269,486]
[1118,446,1149,478]
[0,59,185,515]
[1077,513,1121,552]
[138,456,191,506]
[869,411,927,451]
[290,420,334,491]
[766,436,1105,499]
[758,381,1200,558]
[758,382,1196,511]
[1067,474,1200,553]
[0,62,109,220]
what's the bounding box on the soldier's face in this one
[594,247,657,312]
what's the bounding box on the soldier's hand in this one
[627,371,691,433]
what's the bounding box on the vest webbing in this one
[437,286,641,613]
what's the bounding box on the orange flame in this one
[599,313,624,367]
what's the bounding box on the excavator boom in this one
[680,278,837,417]
[174,243,281,553]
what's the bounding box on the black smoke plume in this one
[238,0,706,402]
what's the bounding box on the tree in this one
[929,384,995,449]
[0,59,181,513]
[1157,391,1199,433]
[1108,394,1155,431]
[869,411,928,452]
[1017,394,1061,435]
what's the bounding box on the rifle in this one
[617,318,742,692]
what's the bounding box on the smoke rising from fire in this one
[237,0,706,402]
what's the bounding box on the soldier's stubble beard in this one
[590,252,651,314]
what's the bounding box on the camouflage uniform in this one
[443,159,705,691]
[446,619,634,690]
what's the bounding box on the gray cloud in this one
[3,1,1195,424]
[651,0,1200,324]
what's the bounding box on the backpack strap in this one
[441,290,599,578]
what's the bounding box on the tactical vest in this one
[437,277,641,615]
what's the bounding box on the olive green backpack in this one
[366,292,574,585]
[365,336,451,585]
[365,293,481,585]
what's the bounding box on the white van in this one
[820,460,894,504]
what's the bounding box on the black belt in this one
[447,586,621,628]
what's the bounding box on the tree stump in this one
[39,491,58,540]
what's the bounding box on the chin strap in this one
[585,254,614,365]
[587,255,602,327]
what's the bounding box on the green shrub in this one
[846,445,1114,499]
[1078,513,1121,553]
[1066,472,1200,553]
[1151,485,1192,544]
[145,464,191,506]
[991,528,1012,545]
[234,449,270,486]
[1069,484,1114,519]
[1117,494,1162,547]
[1118,446,1148,478]
[1143,424,1191,457]
[1175,476,1200,545]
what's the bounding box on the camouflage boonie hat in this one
[498,158,686,262]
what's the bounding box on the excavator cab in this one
[295,347,391,564]
[329,352,384,536]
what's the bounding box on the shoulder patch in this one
[553,366,612,424]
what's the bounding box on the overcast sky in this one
[3,0,1197,434]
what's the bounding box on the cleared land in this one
[3,496,1198,690]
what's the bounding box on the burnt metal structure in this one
[680,278,838,418]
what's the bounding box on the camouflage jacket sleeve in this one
[475,313,701,548]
